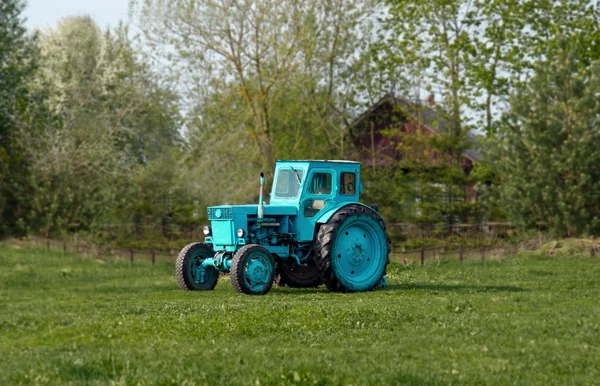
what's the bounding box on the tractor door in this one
[296,169,337,241]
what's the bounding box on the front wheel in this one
[314,205,390,292]
[230,244,276,295]
[175,243,219,291]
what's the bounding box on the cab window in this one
[308,172,332,195]
[275,169,303,198]
[340,172,356,195]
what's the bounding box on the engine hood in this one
[207,204,297,220]
[206,204,298,249]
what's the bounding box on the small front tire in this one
[175,243,219,291]
[231,244,276,295]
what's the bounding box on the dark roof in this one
[351,94,481,162]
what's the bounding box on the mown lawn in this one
[0,243,598,385]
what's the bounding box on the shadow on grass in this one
[267,282,528,296]
[387,283,529,293]
[268,287,330,296]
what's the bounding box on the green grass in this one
[1,244,598,385]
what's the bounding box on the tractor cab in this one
[271,160,362,240]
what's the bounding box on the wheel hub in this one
[192,257,208,283]
[351,243,364,263]
[247,259,268,284]
[334,223,379,276]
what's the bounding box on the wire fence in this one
[19,236,179,265]
[14,233,541,267]
[390,244,518,266]
[388,222,515,240]
[93,222,517,243]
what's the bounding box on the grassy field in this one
[0,243,598,385]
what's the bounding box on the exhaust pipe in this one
[258,172,265,220]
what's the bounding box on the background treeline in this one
[1,0,599,246]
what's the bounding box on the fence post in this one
[459,245,463,264]
[401,244,407,266]
[151,249,156,265]
[130,248,134,264]
[481,246,485,262]
[420,246,425,266]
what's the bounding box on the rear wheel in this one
[314,205,390,292]
[175,243,219,291]
[231,244,276,295]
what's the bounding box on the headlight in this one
[237,228,245,238]
[203,226,211,235]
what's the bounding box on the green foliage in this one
[366,1,489,226]
[370,1,599,233]
[18,16,183,237]
[1,244,599,384]
[2,0,599,242]
[0,0,39,236]
[359,102,486,227]
[472,0,600,132]
[132,0,371,197]
[378,0,473,129]
[376,0,599,133]
[494,42,600,237]
[470,160,507,221]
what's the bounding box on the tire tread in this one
[313,205,390,292]
[175,242,218,291]
[230,244,275,295]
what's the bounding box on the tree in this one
[378,0,475,133]
[368,1,481,226]
[22,16,182,237]
[0,0,39,235]
[356,100,483,228]
[376,0,599,133]
[494,41,600,237]
[131,0,372,176]
[468,0,600,133]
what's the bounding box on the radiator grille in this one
[207,207,233,220]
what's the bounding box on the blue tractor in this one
[175,160,390,295]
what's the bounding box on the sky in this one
[24,0,130,31]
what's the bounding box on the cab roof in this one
[276,160,360,164]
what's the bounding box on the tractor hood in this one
[207,204,297,220]
[207,205,297,248]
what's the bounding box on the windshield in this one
[275,168,304,198]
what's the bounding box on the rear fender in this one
[315,202,385,225]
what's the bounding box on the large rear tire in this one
[231,244,276,295]
[175,243,219,291]
[314,205,390,292]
